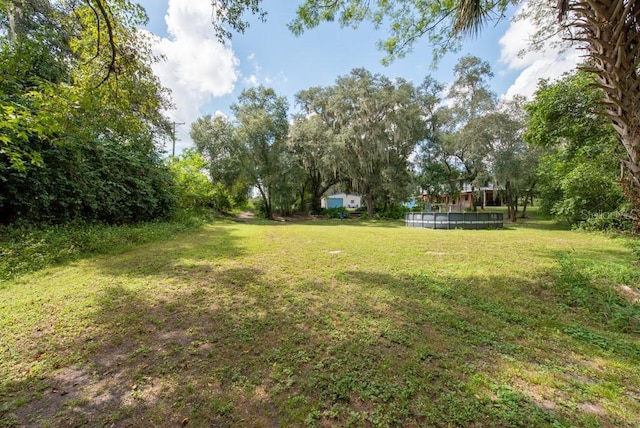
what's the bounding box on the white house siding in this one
[321,193,362,209]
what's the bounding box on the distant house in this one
[423,183,503,212]
[321,193,362,209]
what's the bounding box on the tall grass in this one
[0,210,214,280]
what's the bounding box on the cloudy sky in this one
[136,0,582,153]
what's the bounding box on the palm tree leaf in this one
[453,0,488,36]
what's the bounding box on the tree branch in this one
[84,1,101,65]
[89,0,117,88]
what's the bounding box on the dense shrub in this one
[526,72,625,226]
[579,209,635,233]
[0,1,174,226]
[0,139,174,225]
[323,207,348,219]
[210,183,235,213]
[373,205,409,220]
[168,150,220,210]
[550,163,624,225]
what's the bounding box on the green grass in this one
[0,210,213,281]
[1,216,639,427]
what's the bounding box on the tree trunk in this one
[8,2,19,44]
[310,188,324,215]
[520,181,536,219]
[471,188,477,212]
[565,0,640,228]
[310,179,336,215]
[257,185,273,220]
[299,185,306,212]
[366,193,375,217]
[310,195,322,215]
[505,180,517,222]
[265,198,273,220]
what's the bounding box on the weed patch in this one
[0,211,214,281]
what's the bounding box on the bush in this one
[323,207,348,219]
[373,205,409,220]
[1,139,174,225]
[550,163,624,225]
[210,184,234,213]
[579,209,634,233]
[0,212,211,280]
[167,150,215,210]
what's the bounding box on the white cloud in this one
[148,0,240,153]
[502,51,582,99]
[498,3,582,99]
[244,75,259,86]
[240,54,288,89]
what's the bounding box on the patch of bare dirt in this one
[13,363,134,427]
[618,285,640,304]
[235,211,317,223]
[273,212,314,222]
[236,211,254,220]
[579,402,607,416]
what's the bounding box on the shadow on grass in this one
[0,219,214,284]
[338,266,639,424]
[2,240,639,426]
[3,268,282,427]
[93,225,246,279]
[505,219,571,231]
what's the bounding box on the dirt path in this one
[236,211,255,220]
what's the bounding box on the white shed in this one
[321,193,362,209]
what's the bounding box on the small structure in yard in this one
[405,212,503,229]
[321,193,361,209]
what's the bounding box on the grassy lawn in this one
[1,217,639,427]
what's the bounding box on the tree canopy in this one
[212,0,640,226]
[525,71,624,225]
[0,0,175,224]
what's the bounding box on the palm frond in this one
[453,0,489,37]
[557,0,569,21]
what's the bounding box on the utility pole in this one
[171,121,185,156]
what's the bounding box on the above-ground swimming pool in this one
[405,212,503,229]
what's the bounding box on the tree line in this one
[0,1,628,230]
[210,0,640,227]
[189,57,624,226]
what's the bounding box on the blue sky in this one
[135,0,581,152]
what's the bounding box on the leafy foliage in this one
[1,138,173,225]
[525,71,624,225]
[166,149,234,212]
[191,87,291,219]
[287,110,340,214]
[579,209,635,233]
[0,0,174,225]
[322,207,348,219]
[288,0,513,64]
[298,69,438,216]
[414,57,537,220]
[211,0,640,226]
